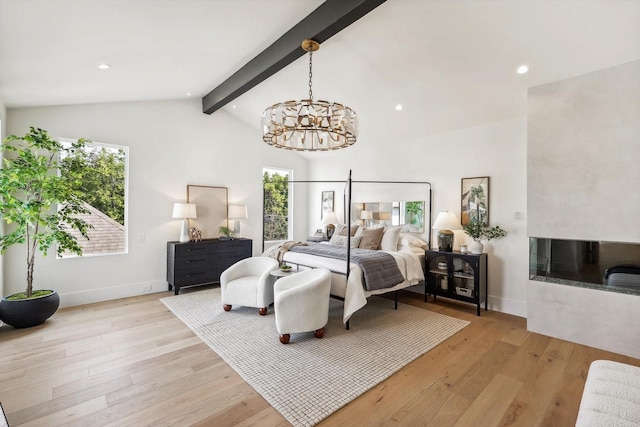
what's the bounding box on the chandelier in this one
[262,39,358,151]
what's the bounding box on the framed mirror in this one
[351,201,425,232]
[187,185,228,239]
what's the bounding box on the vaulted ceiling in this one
[1,0,639,144]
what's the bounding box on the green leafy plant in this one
[218,226,234,238]
[0,127,92,298]
[462,217,507,241]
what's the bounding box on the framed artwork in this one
[321,191,334,218]
[461,176,489,226]
[187,185,228,239]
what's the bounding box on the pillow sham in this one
[357,227,385,250]
[329,234,362,248]
[335,223,360,237]
[399,232,428,248]
[379,225,403,251]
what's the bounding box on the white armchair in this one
[220,256,279,315]
[274,268,332,344]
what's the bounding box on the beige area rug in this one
[161,288,469,427]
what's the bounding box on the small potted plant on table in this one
[462,217,507,254]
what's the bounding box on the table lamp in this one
[228,205,248,237]
[321,211,339,239]
[360,210,372,227]
[432,211,461,252]
[172,203,197,243]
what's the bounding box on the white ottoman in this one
[576,360,640,426]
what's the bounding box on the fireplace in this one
[529,238,640,295]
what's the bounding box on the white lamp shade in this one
[432,211,462,230]
[321,211,339,225]
[228,204,248,219]
[360,210,373,220]
[172,203,197,219]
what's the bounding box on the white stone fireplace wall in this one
[527,60,640,358]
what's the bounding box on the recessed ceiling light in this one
[98,63,111,70]
[517,65,529,74]
[395,104,403,111]
[186,92,192,97]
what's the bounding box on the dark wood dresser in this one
[166,238,252,295]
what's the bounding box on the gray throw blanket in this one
[289,244,405,291]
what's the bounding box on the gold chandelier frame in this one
[261,39,358,151]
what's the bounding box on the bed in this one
[263,171,432,326]
[264,225,428,325]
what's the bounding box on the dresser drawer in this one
[174,242,219,257]
[172,268,217,286]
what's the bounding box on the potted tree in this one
[462,217,507,254]
[0,127,92,328]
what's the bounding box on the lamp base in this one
[179,219,190,243]
[326,224,335,239]
[437,230,454,252]
[232,220,241,238]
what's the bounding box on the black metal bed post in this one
[345,170,353,330]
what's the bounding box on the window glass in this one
[59,138,128,257]
[263,167,291,245]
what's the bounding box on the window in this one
[263,167,291,245]
[59,138,128,257]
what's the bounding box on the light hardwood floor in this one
[1,287,638,426]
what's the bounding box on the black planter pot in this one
[0,290,60,328]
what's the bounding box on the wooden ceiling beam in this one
[202,0,387,115]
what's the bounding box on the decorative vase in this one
[0,290,60,328]
[469,239,484,254]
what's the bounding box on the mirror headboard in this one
[351,201,425,233]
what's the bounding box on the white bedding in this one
[277,249,424,323]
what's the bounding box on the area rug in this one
[161,288,469,426]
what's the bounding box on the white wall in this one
[5,99,308,306]
[527,60,640,358]
[308,117,529,317]
[528,60,640,242]
[0,96,6,298]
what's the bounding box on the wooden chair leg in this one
[314,327,325,339]
[259,307,268,315]
[223,304,232,311]
[279,334,290,344]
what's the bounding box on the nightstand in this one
[307,236,330,243]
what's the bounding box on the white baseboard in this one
[58,279,169,308]
[404,284,527,318]
[488,295,527,318]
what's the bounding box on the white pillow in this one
[379,225,402,251]
[399,233,428,248]
[329,234,362,248]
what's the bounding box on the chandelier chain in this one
[308,50,313,101]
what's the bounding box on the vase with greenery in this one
[0,127,92,328]
[218,226,234,240]
[462,217,506,254]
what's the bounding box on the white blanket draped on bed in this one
[263,243,424,323]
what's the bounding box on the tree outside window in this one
[59,140,128,256]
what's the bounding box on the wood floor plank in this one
[2,288,639,427]
[453,373,522,427]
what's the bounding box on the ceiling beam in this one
[202,0,387,115]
